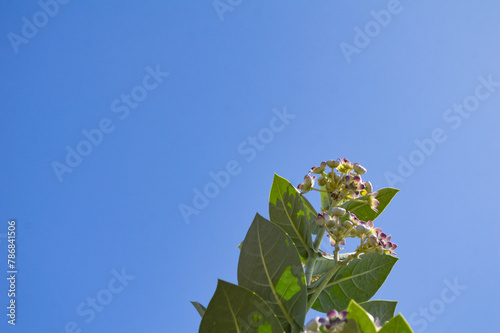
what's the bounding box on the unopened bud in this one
[330,207,346,217]
[305,317,321,331]
[311,162,327,174]
[353,163,367,175]
[356,224,371,234]
[316,213,330,226]
[297,183,311,194]
[326,219,336,229]
[367,234,378,246]
[317,176,326,186]
[304,174,315,186]
[343,220,353,228]
[364,181,373,193]
[327,160,340,168]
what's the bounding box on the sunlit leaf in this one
[341,188,399,221]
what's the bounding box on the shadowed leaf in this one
[269,174,319,259]
[359,300,398,326]
[199,280,284,333]
[379,314,413,333]
[238,213,307,331]
[191,301,206,318]
[311,253,398,312]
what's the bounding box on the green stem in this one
[313,229,325,251]
[288,318,303,332]
[306,245,341,311]
[304,251,317,286]
[291,325,301,333]
[310,187,329,193]
[305,229,325,285]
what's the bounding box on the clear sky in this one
[1,1,500,332]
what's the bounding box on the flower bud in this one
[367,234,378,246]
[311,162,327,174]
[305,317,322,331]
[343,220,353,228]
[317,176,326,186]
[297,183,311,194]
[367,193,380,212]
[353,163,367,175]
[330,207,346,217]
[304,174,315,185]
[316,213,331,226]
[356,224,371,234]
[364,181,373,193]
[326,219,336,229]
[327,160,340,168]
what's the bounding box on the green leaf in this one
[359,300,398,326]
[191,301,206,318]
[299,193,321,235]
[238,213,307,331]
[311,252,349,279]
[341,188,399,221]
[379,314,413,333]
[199,280,284,333]
[269,174,318,259]
[311,253,398,312]
[343,300,378,333]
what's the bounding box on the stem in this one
[306,245,341,311]
[305,229,326,285]
[313,229,325,251]
[304,251,317,286]
[310,187,329,193]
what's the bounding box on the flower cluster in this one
[297,158,379,212]
[317,211,397,256]
[300,158,398,258]
[303,310,348,333]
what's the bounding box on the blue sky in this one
[1,1,499,332]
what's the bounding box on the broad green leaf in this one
[343,300,378,333]
[379,314,413,333]
[359,300,398,326]
[299,193,321,235]
[269,174,318,259]
[310,251,349,280]
[199,280,284,333]
[311,253,398,312]
[191,301,206,318]
[238,214,307,331]
[341,188,399,221]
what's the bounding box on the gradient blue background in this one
[1,1,499,332]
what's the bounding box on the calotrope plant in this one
[193,158,414,333]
